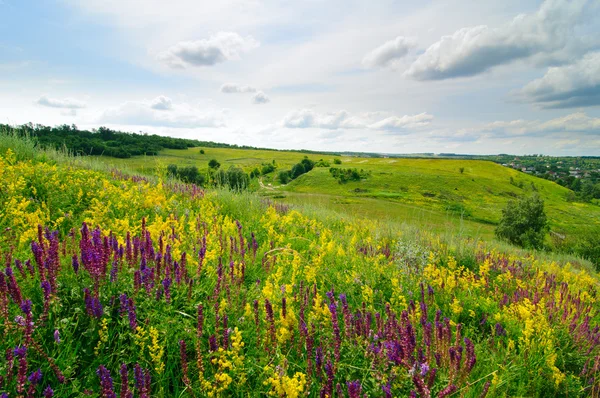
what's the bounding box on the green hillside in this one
[95,146,600,246]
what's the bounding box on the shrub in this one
[214,167,249,191]
[208,159,220,169]
[278,170,291,184]
[495,194,548,249]
[333,158,342,165]
[261,163,276,175]
[200,149,205,154]
[291,163,306,179]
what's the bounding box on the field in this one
[95,147,600,244]
[1,132,600,397]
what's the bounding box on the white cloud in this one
[220,83,257,93]
[482,112,600,136]
[150,95,173,110]
[36,95,86,109]
[405,0,593,80]
[363,36,417,68]
[368,113,434,130]
[252,91,270,104]
[282,109,432,132]
[100,99,226,128]
[158,32,259,68]
[519,51,600,108]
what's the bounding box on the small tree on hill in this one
[495,194,548,249]
[208,159,220,169]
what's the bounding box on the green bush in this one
[495,194,548,249]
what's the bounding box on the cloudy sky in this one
[1,0,600,155]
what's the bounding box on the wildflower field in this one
[1,142,600,397]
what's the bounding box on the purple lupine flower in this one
[119,294,129,315]
[25,259,35,276]
[6,267,23,304]
[110,260,118,283]
[438,384,458,397]
[494,323,506,337]
[322,360,335,398]
[54,329,61,344]
[328,294,341,362]
[464,337,476,373]
[71,255,79,274]
[420,362,430,377]
[133,364,144,392]
[28,368,43,384]
[120,363,132,398]
[43,386,54,397]
[17,356,28,393]
[179,340,191,388]
[347,380,362,398]
[382,382,393,398]
[208,335,218,352]
[479,380,491,398]
[14,259,25,277]
[162,277,171,303]
[97,365,116,398]
[20,299,32,315]
[127,298,137,331]
[412,374,430,398]
[265,299,276,347]
[14,345,27,358]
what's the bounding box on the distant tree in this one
[261,163,276,175]
[208,159,221,169]
[278,171,291,184]
[200,149,205,154]
[167,164,178,177]
[333,158,342,165]
[495,194,548,250]
[300,156,315,172]
[291,163,306,179]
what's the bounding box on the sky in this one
[1,0,600,155]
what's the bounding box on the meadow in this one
[96,147,600,248]
[1,132,600,397]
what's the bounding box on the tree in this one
[495,194,548,249]
[278,171,291,184]
[208,159,221,169]
[200,149,205,154]
[291,163,306,179]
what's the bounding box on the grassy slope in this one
[94,147,600,243]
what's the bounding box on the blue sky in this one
[1,0,599,155]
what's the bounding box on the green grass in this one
[92,146,600,247]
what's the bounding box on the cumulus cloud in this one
[519,52,600,108]
[220,83,257,93]
[363,36,417,68]
[150,95,173,110]
[282,109,432,132]
[158,32,259,68]
[36,95,86,109]
[482,112,600,136]
[405,0,592,80]
[368,113,434,130]
[252,91,270,104]
[100,99,226,128]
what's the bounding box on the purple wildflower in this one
[54,329,61,344]
[97,365,116,398]
[43,386,54,397]
[347,380,362,398]
[28,368,43,385]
